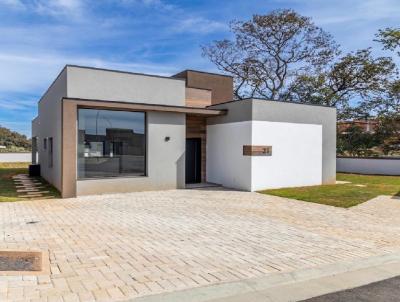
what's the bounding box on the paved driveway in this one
[0,189,400,301]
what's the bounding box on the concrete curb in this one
[129,252,400,302]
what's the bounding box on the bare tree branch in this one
[201,9,338,100]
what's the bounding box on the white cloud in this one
[307,0,400,25]
[0,98,36,110]
[117,0,175,10]
[0,0,85,17]
[0,52,178,94]
[116,0,226,34]
[0,0,24,8]
[360,0,400,21]
[171,17,227,34]
[33,0,84,17]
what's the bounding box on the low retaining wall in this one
[0,153,31,163]
[337,157,400,176]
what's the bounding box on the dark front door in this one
[186,138,201,184]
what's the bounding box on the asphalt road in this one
[302,276,400,302]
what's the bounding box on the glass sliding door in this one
[77,108,146,179]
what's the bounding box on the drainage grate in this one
[0,251,42,272]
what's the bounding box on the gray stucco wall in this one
[0,153,31,163]
[35,68,67,191]
[33,65,188,195]
[66,66,185,106]
[76,111,186,195]
[208,99,337,184]
[31,116,39,138]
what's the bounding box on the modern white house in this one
[32,65,336,198]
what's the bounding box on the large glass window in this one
[77,108,146,179]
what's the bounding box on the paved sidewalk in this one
[0,190,400,301]
[133,252,400,302]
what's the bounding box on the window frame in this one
[48,137,53,168]
[76,106,148,180]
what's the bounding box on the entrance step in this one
[185,182,221,189]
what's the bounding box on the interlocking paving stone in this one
[0,191,399,301]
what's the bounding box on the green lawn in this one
[260,173,400,208]
[0,162,59,202]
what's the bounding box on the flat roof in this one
[39,64,186,104]
[62,97,227,116]
[173,69,233,78]
[66,64,185,81]
[208,98,335,109]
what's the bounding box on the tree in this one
[362,79,400,116]
[0,126,31,150]
[337,125,379,156]
[374,113,400,155]
[369,27,400,116]
[201,9,338,100]
[285,49,395,119]
[375,27,400,56]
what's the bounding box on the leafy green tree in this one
[369,27,400,116]
[337,125,379,156]
[285,49,395,119]
[375,27,400,56]
[374,114,400,155]
[0,126,31,150]
[202,9,338,100]
[362,80,400,116]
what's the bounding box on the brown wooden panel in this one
[243,145,272,156]
[185,87,212,108]
[62,101,77,198]
[173,70,233,105]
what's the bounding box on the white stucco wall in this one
[0,153,31,163]
[209,99,336,185]
[206,121,323,191]
[251,121,322,190]
[337,157,400,175]
[206,122,252,190]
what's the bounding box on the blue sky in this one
[0,0,399,136]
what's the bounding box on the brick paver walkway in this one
[0,190,399,301]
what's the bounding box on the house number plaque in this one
[243,145,272,156]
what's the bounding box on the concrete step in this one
[26,191,49,195]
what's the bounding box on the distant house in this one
[0,145,6,149]
[338,120,378,133]
[31,65,336,198]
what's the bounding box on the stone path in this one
[12,174,54,199]
[0,190,399,301]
